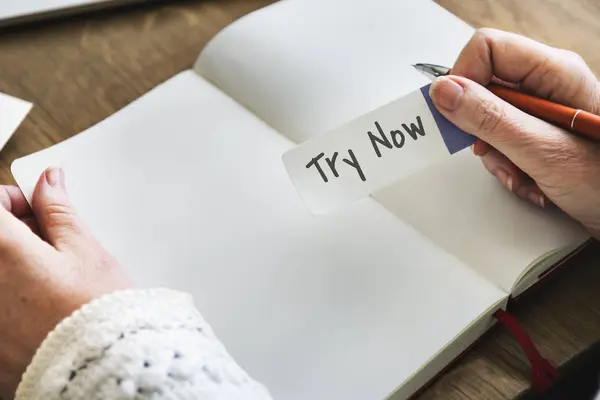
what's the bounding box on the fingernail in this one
[45,166,66,190]
[493,169,513,192]
[528,192,545,208]
[429,76,464,111]
[527,192,546,208]
[470,144,475,154]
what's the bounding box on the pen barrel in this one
[571,111,600,141]
[487,84,600,141]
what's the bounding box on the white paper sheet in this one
[0,92,32,151]
[11,71,507,400]
[283,86,474,213]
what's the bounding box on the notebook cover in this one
[408,240,592,398]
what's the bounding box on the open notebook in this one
[11,0,589,399]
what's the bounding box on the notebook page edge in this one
[388,296,509,399]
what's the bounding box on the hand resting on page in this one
[0,167,131,398]
[0,167,272,400]
[429,28,600,239]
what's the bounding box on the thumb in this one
[428,75,589,181]
[31,167,87,251]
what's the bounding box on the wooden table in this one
[1,0,600,398]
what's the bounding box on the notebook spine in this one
[494,309,559,393]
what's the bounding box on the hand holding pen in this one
[414,63,600,141]
[417,28,600,238]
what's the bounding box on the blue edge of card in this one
[420,84,476,154]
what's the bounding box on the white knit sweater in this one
[15,289,272,400]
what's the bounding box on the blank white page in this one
[196,0,474,144]
[12,71,506,400]
[195,0,589,293]
[375,153,588,292]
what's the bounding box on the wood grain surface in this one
[0,1,599,399]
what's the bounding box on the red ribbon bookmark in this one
[494,309,559,393]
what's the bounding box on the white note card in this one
[282,84,475,214]
[0,92,32,150]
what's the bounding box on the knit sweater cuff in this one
[15,288,271,400]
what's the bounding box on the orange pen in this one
[414,63,600,141]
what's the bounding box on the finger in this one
[0,186,32,218]
[0,206,44,254]
[20,216,41,236]
[479,147,546,208]
[472,138,491,157]
[429,75,596,183]
[452,28,600,112]
[0,190,51,261]
[514,178,546,208]
[479,147,521,192]
[490,76,520,90]
[31,167,89,251]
